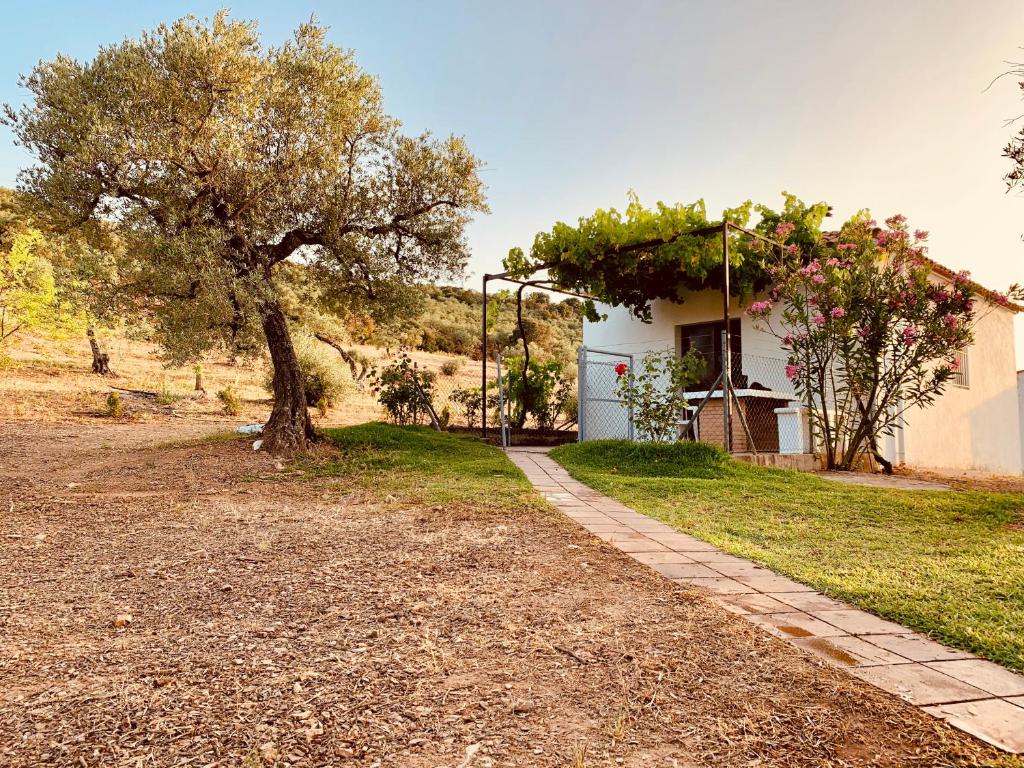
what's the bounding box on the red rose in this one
[614,362,628,376]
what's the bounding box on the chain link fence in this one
[577,343,803,454]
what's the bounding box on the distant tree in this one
[5,13,486,452]
[0,190,84,347]
[1000,61,1024,192]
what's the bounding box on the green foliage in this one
[370,354,435,426]
[504,356,573,430]
[154,377,182,405]
[105,391,124,418]
[552,445,1024,672]
[613,349,705,442]
[217,385,242,416]
[405,284,583,366]
[551,440,729,479]
[7,12,486,449]
[505,192,828,322]
[0,215,85,344]
[450,386,484,428]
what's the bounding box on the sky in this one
[1,1,1023,364]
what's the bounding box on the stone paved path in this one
[505,446,1024,754]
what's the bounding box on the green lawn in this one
[549,440,1024,672]
[309,422,538,509]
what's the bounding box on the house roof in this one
[914,253,1021,314]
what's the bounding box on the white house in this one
[582,266,1023,475]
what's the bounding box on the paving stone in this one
[628,551,696,565]
[719,592,792,615]
[626,520,677,534]
[1009,696,1024,708]
[650,562,721,579]
[862,633,974,663]
[849,664,989,705]
[924,699,1024,753]
[746,611,848,639]
[710,561,774,578]
[732,574,815,593]
[582,524,635,534]
[924,660,1024,697]
[769,591,851,612]
[812,609,907,636]
[672,576,755,594]
[671,546,734,560]
[789,635,908,667]
[604,534,667,553]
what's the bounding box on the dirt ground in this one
[0,418,1016,768]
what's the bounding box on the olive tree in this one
[5,13,486,452]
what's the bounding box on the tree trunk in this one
[260,298,315,454]
[87,326,112,375]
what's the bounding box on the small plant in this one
[438,405,451,429]
[440,359,462,377]
[614,349,705,442]
[369,354,435,425]
[450,386,483,428]
[154,377,180,405]
[316,396,329,418]
[217,385,242,416]
[105,391,124,418]
[505,356,573,430]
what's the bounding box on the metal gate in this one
[577,346,634,441]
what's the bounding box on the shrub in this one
[217,385,242,416]
[263,334,350,410]
[105,391,124,418]
[504,356,573,430]
[613,349,705,442]
[440,359,462,377]
[369,354,435,425]
[450,386,483,428]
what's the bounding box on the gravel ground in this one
[0,421,1016,767]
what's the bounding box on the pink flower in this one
[614,362,628,377]
[950,359,961,372]
[775,222,796,239]
[812,314,826,326]
[953,270,970,286]
[785,244,800,255]
[913,229,929,240]
[886,214,907,227]
[830,307,846,318]
[745,299,773,316]
[811,274,826,284]
[941,313,959,331]
[857,325,872,339]
[837,243,857,252]
[782,334,794,345]
[902,326,917,345]
[825,257,840,267]
[991,291,1010,306]
[785,363,803,380]
[875,233,888,247]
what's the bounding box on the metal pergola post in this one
[721,223,732,452]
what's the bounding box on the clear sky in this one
[2,1,1023,364]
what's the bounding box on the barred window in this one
[952,348,970,388]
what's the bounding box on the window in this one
[952,347,970,388]
[676,319,743,390]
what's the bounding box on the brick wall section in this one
[696,397,780,452]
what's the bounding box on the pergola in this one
[480,220,786,448]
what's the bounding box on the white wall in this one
[585,293,1023,474]
[583,291,791,389]
[898,303,1022,475]
[1019,370,1024,466]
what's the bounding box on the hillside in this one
[0,283,582,429]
